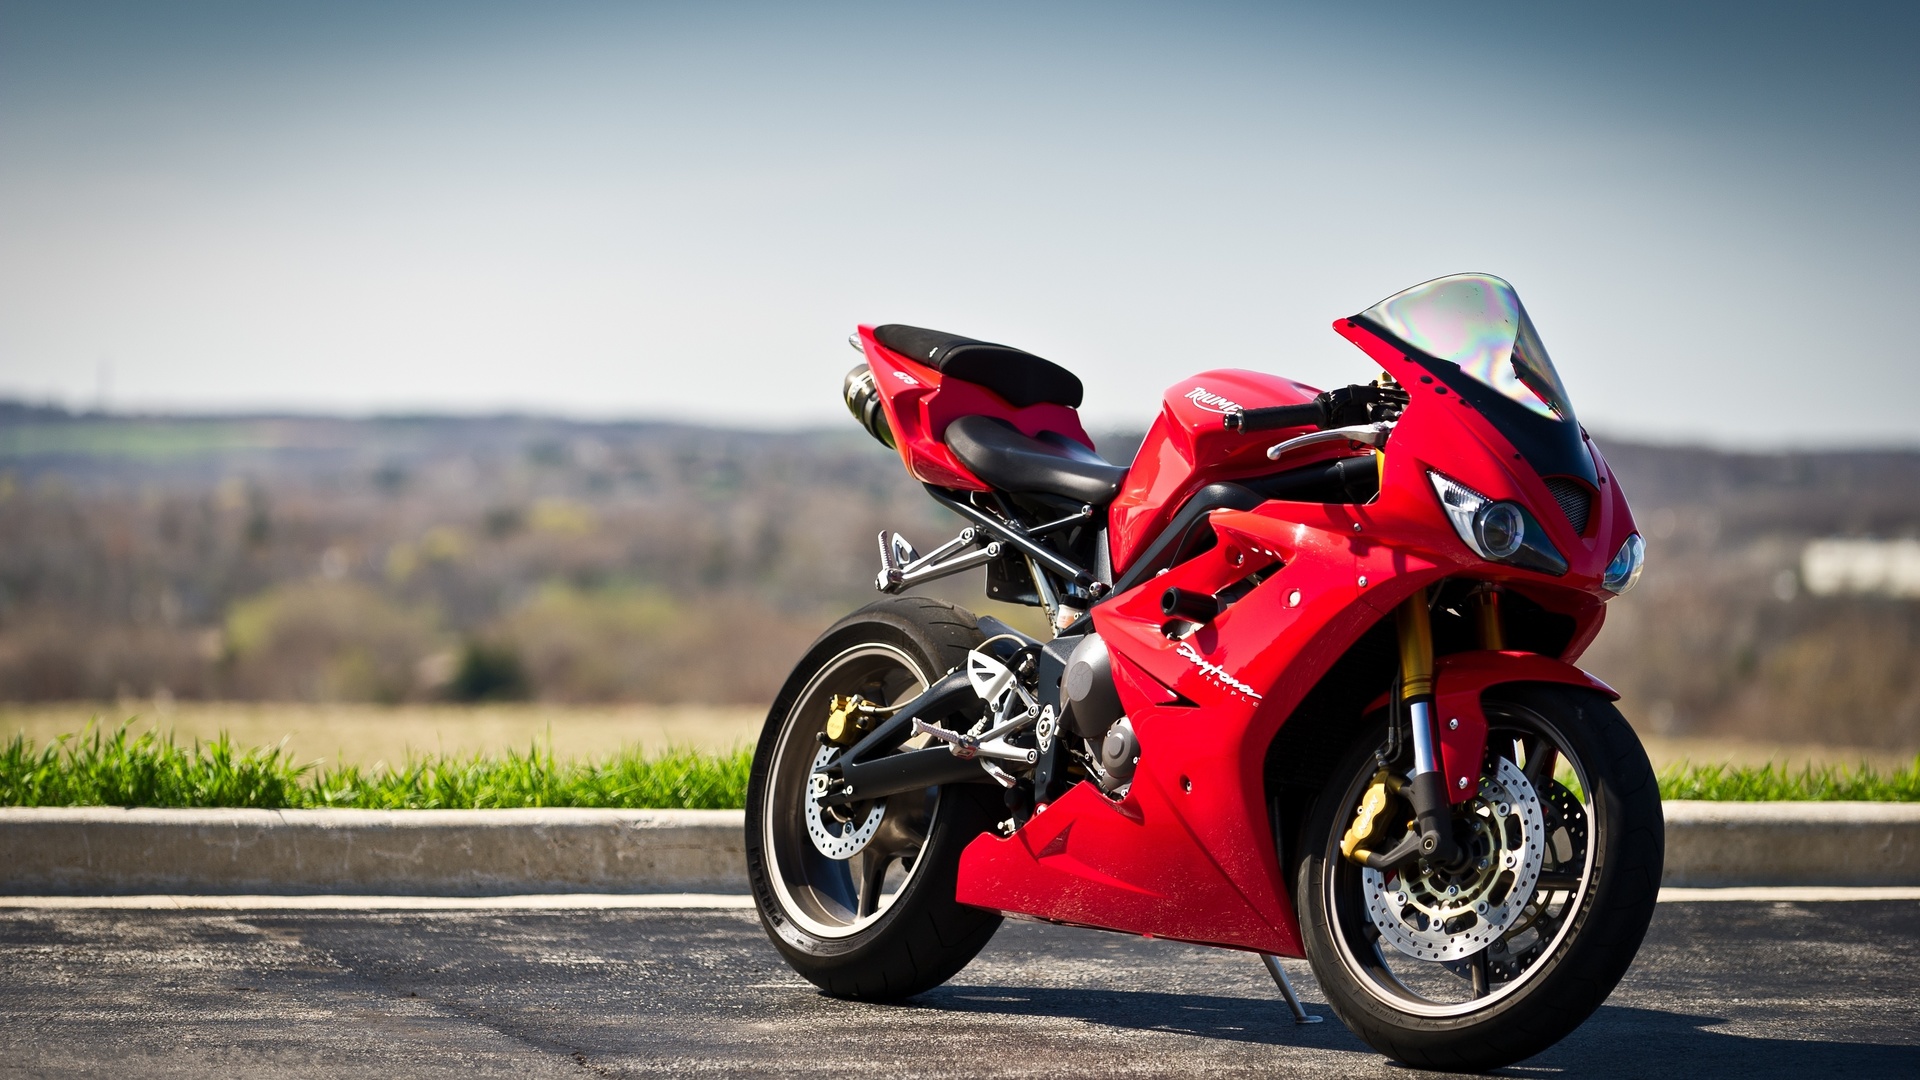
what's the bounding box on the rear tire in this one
[1295,685,1663,1071]
[745,597,1002,1000]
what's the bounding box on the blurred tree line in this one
[0,406,960,708]
[0,402,1914,747]
[1578,442,1920,748]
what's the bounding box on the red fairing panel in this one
[959,499,1412,957]
[1107,369,1332,576]
[855,324,1097,491]
[955,311,1636,958]
[958,643,1622,957]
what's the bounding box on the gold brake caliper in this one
[823,694,877,747]
[1340,768,1406,865]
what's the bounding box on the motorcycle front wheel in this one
[1296,684,1663,1071]
[745,596,1002,1000]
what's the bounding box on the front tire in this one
[1296,685,1663,1071]
[745,597,1002,1000]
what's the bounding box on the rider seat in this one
[943,415,1129,506]
[873,324,1083,409]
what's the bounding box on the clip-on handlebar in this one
[1222,383,1408,434]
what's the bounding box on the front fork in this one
[1393,586,1503,865]
[1395,589,1454,862]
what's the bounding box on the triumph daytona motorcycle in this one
[746,274,1661,1071]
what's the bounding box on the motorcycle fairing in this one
[954,721,1301,956]
[954,305,1638,957]
[1335,315,1633,587]
[956,616,1623,957]
[856,324,1097,491]
[1107,368,1336,576]
[960,498,1435,958]
[1353,275,1599,487]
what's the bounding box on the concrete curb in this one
[2,800,1916,896]
[0,807,746,896]
[1661,800,1920,887]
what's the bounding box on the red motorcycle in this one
[745,274,1661,1071]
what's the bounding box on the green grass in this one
[6,724,1918,808]
[0,724,752,810]
[1658,758,1920,802]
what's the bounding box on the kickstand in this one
[1260,954,1324,1025]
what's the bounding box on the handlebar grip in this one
[1224,402,1325,434]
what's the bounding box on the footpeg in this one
[911,717,1038,765]
[912,717,975,758]
[875,531,914,591]
[874,527,999,593]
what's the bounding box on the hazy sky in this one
[2,1,1915,445]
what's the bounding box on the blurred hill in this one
[1580,442,1920,748]
[1,406,1915,748]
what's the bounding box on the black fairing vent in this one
[1544,477,1592,534]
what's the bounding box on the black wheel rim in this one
[1323,702,1597,1016]
[762,642,943,939]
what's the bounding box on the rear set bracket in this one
[876,527,1003,593]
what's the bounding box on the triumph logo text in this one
[1184,387,1243,414]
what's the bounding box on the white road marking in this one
[1659,886,1920,902]
[0,893,757,911]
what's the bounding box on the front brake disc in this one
[1359,756,1547,962]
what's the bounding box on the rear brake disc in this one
[804,744,885,859]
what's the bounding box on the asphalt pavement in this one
[1,900,1915,1078]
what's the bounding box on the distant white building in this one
[1801,538,1920,598]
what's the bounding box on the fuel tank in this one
[1107,369,1326,576]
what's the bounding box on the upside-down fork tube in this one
[1396,589,1459,863]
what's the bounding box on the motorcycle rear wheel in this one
[745,597,1002,1000]
[1295,684,1663,1071]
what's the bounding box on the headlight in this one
[1427,471,1568,576]
[1473,502,1525,560]
[1603,533,1646,594]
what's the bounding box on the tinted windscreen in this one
[1355,273,1596,485]
[1357,274,1574,421]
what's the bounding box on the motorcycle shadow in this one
[1531,1004,1919,1076]
[908,990,1917,1075]
[913,982,1357,1049]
